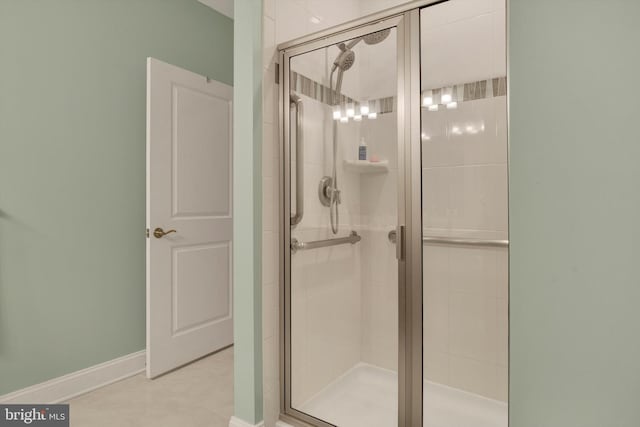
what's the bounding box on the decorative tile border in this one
[290,71,356,106]
[377,96,395,115]
[290,71,506,115]
[492,77,508,97]
[423,76,507,106]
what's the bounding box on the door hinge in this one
[275,63,280,84]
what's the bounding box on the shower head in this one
[333,45,356,71]
[332,29,390,73]
[362,28,391,45]
[330,29,391,101]
[344,28,392,50]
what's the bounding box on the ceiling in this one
[197,0,233,19]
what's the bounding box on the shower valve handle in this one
[332,187,342,204]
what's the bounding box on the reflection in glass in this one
[421,2,508,427]
[289,28,399,427]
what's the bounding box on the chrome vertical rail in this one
[396,8,425,427]
[290,94,304,227]
[278,50,287,418]
[406,9,424,427]
[396,11,409,427]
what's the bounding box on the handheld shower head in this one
[332,43,356,72]
[326,27,392,235]
[332,29,390,73]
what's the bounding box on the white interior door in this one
[146,57,233,378]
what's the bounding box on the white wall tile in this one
[263,65,277,125]
[263,282,278,339]
[423,245,450,285]
[496,249,508,300]
[290,257,310,406]
[263,123,275,177]
[496,297,508,367]
[496,96,507,146]
[447,164,508,233]
[422,13,496,88]
[361,278,398,371]
[275,0,310,44]
[264,0,275,19]
[449,355,498,399]
[263,177,275,232]
[449,292,497,363]
[496,365,508,402]
[421,0,493,28]
[424,280,449,354]
[264,16,276,69]
[425,350,450,385]
[290,46,328,87]
[420,0,506,88]
[304,245,362,398]
[361,113,398,168]
[449,246,500,297]
[422,167,452,231]
[263,334,279,396]
[262,231,277,285]
[422,97,506,168]
[492,8,507,77]
[263,200,274,234]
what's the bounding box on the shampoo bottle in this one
[358,137,368,161]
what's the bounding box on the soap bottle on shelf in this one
[358,137,368,161]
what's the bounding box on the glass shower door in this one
[280,3,510,426]
[420,2,509,427]
[283,21,402,427]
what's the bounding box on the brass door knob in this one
[153,227,177,239]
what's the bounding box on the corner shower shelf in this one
[343,159,389,174]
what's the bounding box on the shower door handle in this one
[290,94,304,227]
[395,225,404,261]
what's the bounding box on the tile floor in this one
[67,347,233,427]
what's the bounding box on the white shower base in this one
[298,363,507,427]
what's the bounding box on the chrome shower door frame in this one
[278,7,427,427]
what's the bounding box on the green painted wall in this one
[509,1,640,426]
[0,0,232,395]
[232,0,263,423]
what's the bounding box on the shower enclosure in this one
[279,1,508,426]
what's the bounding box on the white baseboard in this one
[0,350,146,404]
[229,416,265,427]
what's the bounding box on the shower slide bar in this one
[387,230,508,248]
[290,94,304,228]
[290,231,361,254]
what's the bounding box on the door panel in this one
[283,20,403,427]
[172,243,231,334]
[173,85,231,217]
[420,2,508,427]
[146,57,233,378]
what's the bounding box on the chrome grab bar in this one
[387,230,508,248]
[290,94,304,227]
[291,231,361,254]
